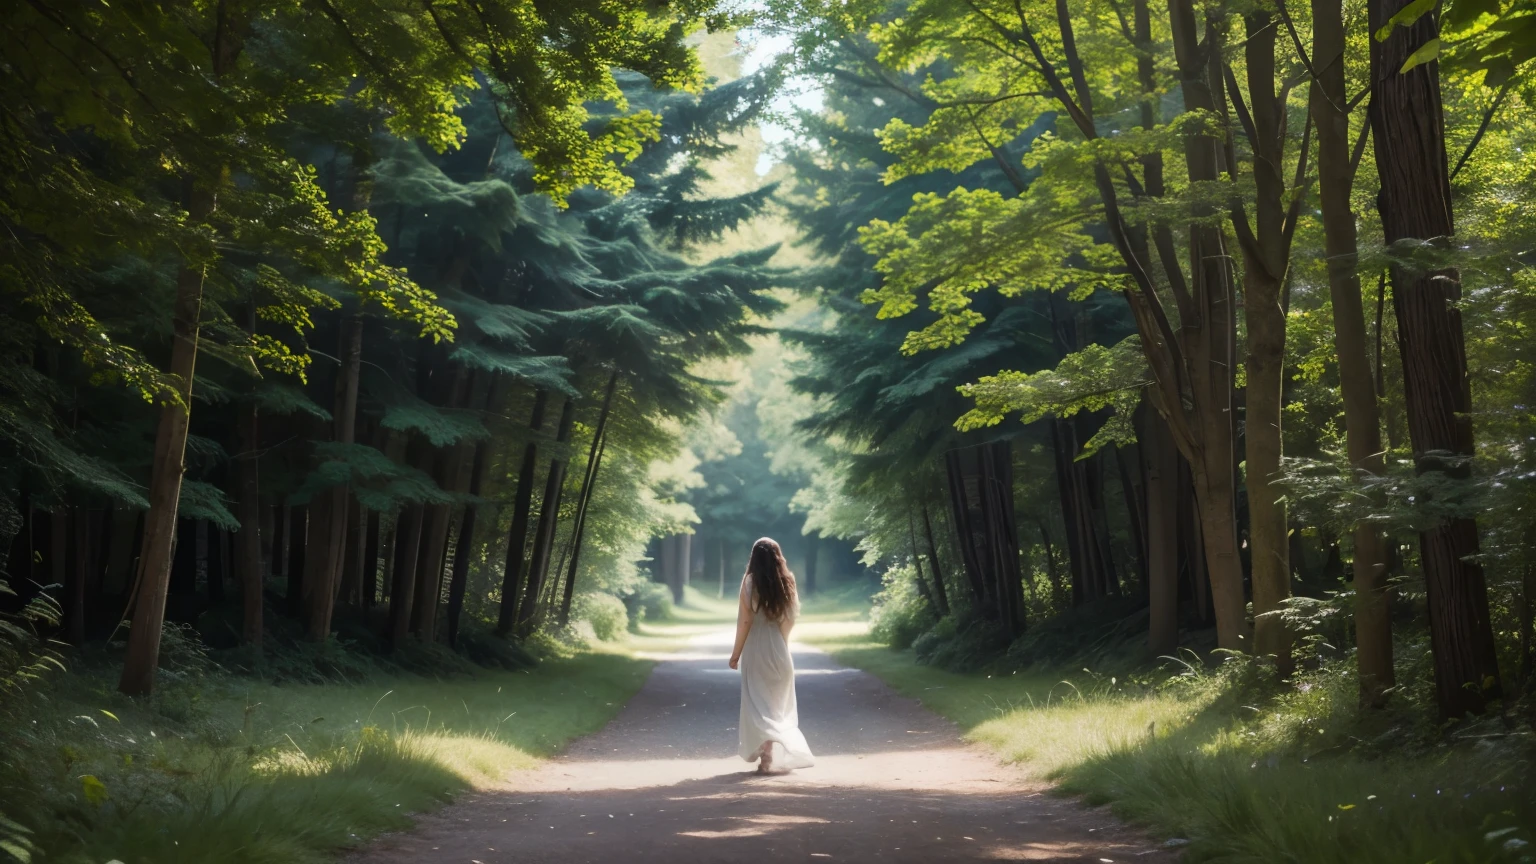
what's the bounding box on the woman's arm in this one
[729,574,752,670]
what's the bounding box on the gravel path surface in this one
[350,626,1175,863]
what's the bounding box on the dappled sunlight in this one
[513,748,1038,794]
[970,694,1206,778]
[677,813,832,839]
[413,732,539,784]
[353,618,1172,864]
[793,619,874,643]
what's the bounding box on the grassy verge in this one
[1,637,654,864]
[803,627,1536,864]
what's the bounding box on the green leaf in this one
[1400,38,1443,72]
[1400,38,1443,71]
[80,775,107,807]
[1376,0,1437,41]
[1443,0,1500,32]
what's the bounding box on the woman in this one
[729,537,815,774]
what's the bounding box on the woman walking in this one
[729,537,815,774]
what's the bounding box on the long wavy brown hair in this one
[746,537,796,621]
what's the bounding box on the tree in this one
[1370,0,1501,717]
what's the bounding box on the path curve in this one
[350,626,1174,863]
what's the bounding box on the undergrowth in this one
[807,624,1536,864]
[0,612,650,864]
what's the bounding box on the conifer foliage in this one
[0,1,780,694]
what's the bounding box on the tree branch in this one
[1450,79,1512,180]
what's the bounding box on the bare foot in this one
[755,744,774,775]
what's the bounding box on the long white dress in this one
[738,582,815,769]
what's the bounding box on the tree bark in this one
[1115,441,1149,591]
[979,441,1026,636]
[339,495,364,607]
[1162,0,1250,652]
[388,505,425,647]
[945,448,992,612]
[303,314,362,640]
[803,532,819,595]
[361,510,380,608]
[447,428,490,648]
[1311,0,1394,705]
[285,505,306,617]
[678,531,692,595]
[516,396,576,635]
[497,391,549,634]
[412,370,472,643]
[559,370,618,626]
[118,179,215,695]
[234,398,263,647]
[717,536,727,598]
[920,504,950,616]
[1232,6,1297,671]
[1142,405,1180,656]
[1370,0,1501,718]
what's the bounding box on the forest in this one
[2,0,1535,861]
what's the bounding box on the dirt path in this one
[350,626,1175,863]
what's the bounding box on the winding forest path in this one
[351,624,1173,863]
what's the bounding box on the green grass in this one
[1,642,654,864]
[804,627,1536,864]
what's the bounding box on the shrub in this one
[574,593,629,642]
[624,582,673,627]
[868,565,936,650]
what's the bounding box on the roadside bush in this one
[624,583,673,627]
[574,593,628,642]
[914,614,1010,672]
[868,565,935,650]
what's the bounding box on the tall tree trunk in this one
[207,523,228,604]
[1162,0,1249,652]
[339,495,364,607]
[1233,5,1297,670]
[717,536,727,598]
[412,372,472,643]
[920,504,951,616]
[1046,295,1118,604]
[497,391,549,634]
[945,448,991,611]
[803,532,819,595]
[388,505,425,647]
[979,441,1026,636]
[678,532,692,595]
[119,180,215,695]
[1178,458,1211,625]
[559,371,618,626]
[516,397,576,635]
[1143,406,1180,656]
[1115,442,1149,592]
[234,400,263,646]
[1370,0,1500,718]
[361,510,381,609]
[305,315,364,640]
[1311,0,1394,705]
[272,503,289,583]
[447,427,491,648]
[1084,446,1120,598]
[285,505,306,617]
